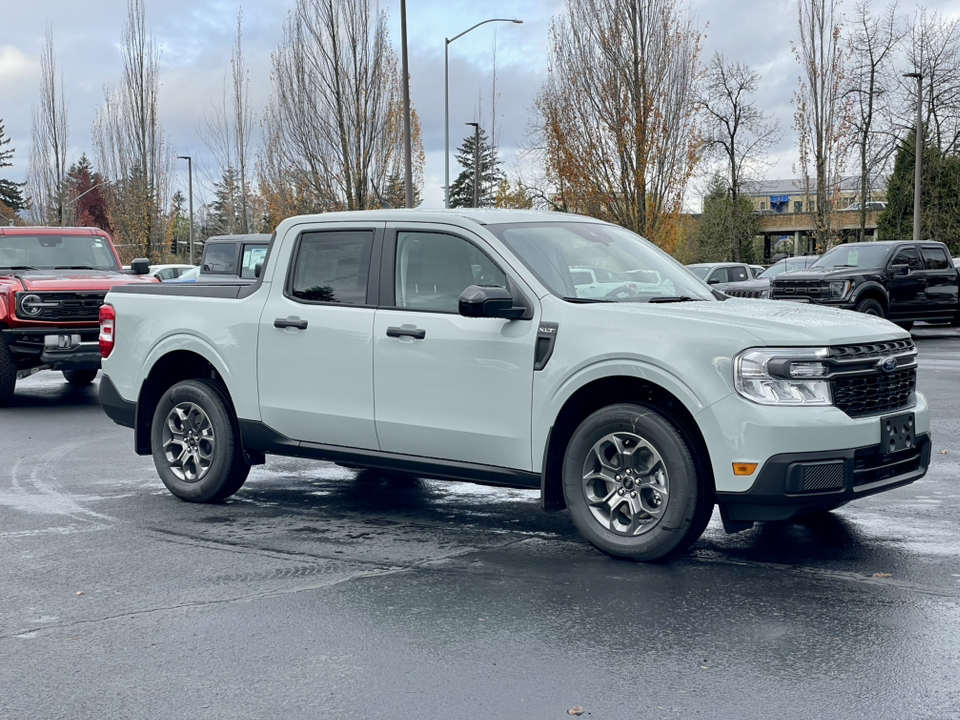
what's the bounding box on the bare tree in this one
[92,0,171,261]
[793,0,851,250]
[905,9,960,155]
[259,0,423,215]
[700,52,781,259]
[530,0,703,251]
[846,1,903,241]
[27,23,69,226]
[199,10,256,234]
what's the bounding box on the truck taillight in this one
[99,304,115,358]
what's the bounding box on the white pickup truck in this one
[98,210,930,561]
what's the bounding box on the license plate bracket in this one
[881,412,915,454]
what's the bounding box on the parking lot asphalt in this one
[1,326,959,720]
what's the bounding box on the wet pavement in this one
[1,327,959,719]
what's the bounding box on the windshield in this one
[759,257,813,278]
[487,221,714,302]
[0,234,120,271]
[813,244,890,269]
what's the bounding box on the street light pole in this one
[444,18,522,209]
[177,156,195,264]
[400,0,413,208]
[904,72,923,243]
[465,122,480,208]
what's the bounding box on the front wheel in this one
[854,297,884,317]
[0,340,16,407]
[562,403,712,561]
[150,379,250,502]
[63,369,98,385]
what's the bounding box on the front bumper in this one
[716,434,931,526]
[698,391,930,491]
[2,327,102,371]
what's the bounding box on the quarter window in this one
[395,231,506,313]
[920,246,949,270]
[288,230,374,305]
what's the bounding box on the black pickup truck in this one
[769,240,960,329]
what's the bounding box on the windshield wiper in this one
[560,296,612,303]
[54,265,97,270]
[647,296,704,303]
[0,265,39,271]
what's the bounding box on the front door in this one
[257,224,382,449]
[886,246,925,321]
[373,225,539,471]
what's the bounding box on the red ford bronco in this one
[0,226,156,405]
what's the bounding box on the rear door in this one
[257,223,383,449]
[918,245,959,320]
[372,223,539,470]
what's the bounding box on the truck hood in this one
[773,266,874,281]
[596,297,905,346]
[717,277,770,292]
[11,269,158,291]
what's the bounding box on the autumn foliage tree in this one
[531,0,703,252]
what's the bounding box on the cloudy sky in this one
[1,0,956,214]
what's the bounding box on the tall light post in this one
[904,72,923,242]
[400,0,413,208]
[465,122,480,207]
[177,155,195,264]
[445,18,522,209]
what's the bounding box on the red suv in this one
[0,227,156,405]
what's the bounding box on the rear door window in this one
[920,246,950,270]
[240,245,268,279]
[287,230,374,305]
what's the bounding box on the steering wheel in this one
[605,285,639,299]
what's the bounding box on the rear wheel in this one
[894,321,914,331]
[0,340,16,407]
[562,403,712,561]
[63,369,98,385]
[854,297,884,317]
[150,379,250,502]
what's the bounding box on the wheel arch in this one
[852,284,888,313]
[135,349,263,465]
[540,376,716,512]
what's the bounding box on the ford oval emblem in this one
[878,356,898,373]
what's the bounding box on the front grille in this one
[771,279,827,299]
[727,288,766,298]
[16,292,106,322]
[853,444,925,487]
[832,368,916,417]
[825,340,917,418]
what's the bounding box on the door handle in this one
[274,317,308,330]
[386,326,426,340]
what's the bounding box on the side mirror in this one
[459,285,524,319]
[255,262,263,278]
[130,258,150,275]
[707,277,720,285]
[891,263,909,276]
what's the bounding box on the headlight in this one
[829,280,852,298]
[734,348,832,406]
[18,293,60,316]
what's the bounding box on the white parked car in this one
[148,263,197,281]
[98,210,930,561]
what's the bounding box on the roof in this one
[741,177,871,196]
[204,233,273,243]
[0,226,108,235]
[274,208,601,232]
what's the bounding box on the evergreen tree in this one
[0,119,26,211]
[205,167,246,236]
[879,129,960,251]
[696,175,758,262]
[382,173,421,209]
[170,190,189,256]
[449,126,504,208]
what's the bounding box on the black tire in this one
[562,403,711,561]
[0,339,15,407]
[894,321,914,331]
[950,314,960,327]
[150,378,250,503]
[63,369,98,385]
[854,297,884,317]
